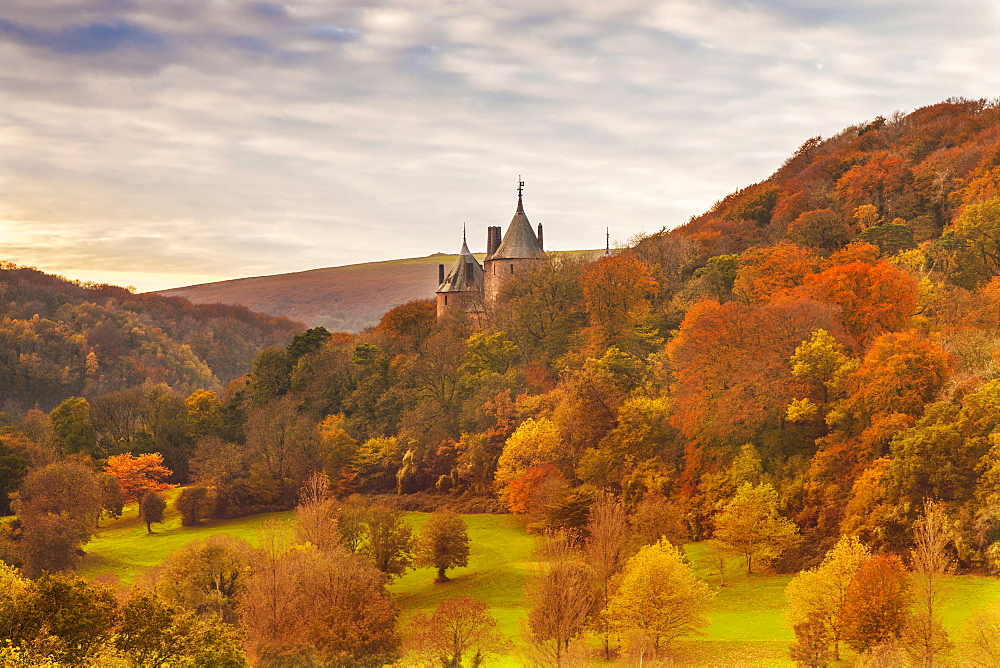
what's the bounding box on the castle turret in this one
[436,230,484,320]
[483,179,546,304]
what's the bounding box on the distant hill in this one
[0,263,301,410]
[156,251,603,333]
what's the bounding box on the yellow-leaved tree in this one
[605,539,713,658]
[494,418,564,511]
[786,535,870,662]
[714,482,801,575]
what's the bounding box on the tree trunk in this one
[437,566,449,582]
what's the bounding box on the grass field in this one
[79,503,1000,666]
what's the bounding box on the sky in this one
[2,1,999,292]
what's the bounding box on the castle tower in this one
[435,229,484,320]
[483,179,546,304]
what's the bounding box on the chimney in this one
[487,226,501,256]
[537,223,543,250]
[438,264,445,284]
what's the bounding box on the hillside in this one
[673,98,1000,268]
[156,250,603,333]
[0,263,301,410]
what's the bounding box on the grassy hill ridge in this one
[155,250,603,333]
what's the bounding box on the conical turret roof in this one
[490,194,546,260]
[437,235,483,293]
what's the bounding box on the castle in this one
[435,180,547,320]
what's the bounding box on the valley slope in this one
[156,250,602,332]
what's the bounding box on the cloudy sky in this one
[2,1,999,292]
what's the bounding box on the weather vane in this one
[518,176,524,197]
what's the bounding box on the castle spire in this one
[517,176,524,214]
[605,228,611,256]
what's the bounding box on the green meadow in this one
[79,501,1000,666]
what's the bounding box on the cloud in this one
[1,0,1000,292]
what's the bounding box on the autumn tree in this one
[733,242,818,304]
[526,534,598,664]
[835,331,951,433]
[584,495,632,659]
[801,260,917,344]
[905,500,955,666]
[139,491,167,534]
[364,505,414,577]
[495,417,565,508]
[489,256,587,369]
[786,535,870,661]
[668,298,840,451]
[605,538,713,657]
[835,150,910,216]
[113,590,247,667]
[579,253,660,355]
[104,452,175,504]
[0,573,118,664]
[176,485,216,526]
[96,471,124,524]
[294,471,340,552]
[11,460,103,576]
[316,414,359,495]
[240,534,399,666]
[786,209,853,252]
[404,596,511,667]
[185,389,224,439]
[415,510,470,582]
[714,482,800,575]
[842,554,912,653]
[150,534,253,623]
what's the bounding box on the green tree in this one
[714,482,801,575]
[951,197,1000,286]
[605,538,713,656]
[415,510,470,582]
[50,396,98,456]
[287,326,331,362]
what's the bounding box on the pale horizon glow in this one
[2,1,1000,293]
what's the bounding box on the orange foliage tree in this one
[104,452,176,504]
[801,261,918,344]
[734,242,819,304]
[842,554,912,653]
[579,253,659,354]
[835,151,910,216]
[668,298,841,448]
[836,331,951,430]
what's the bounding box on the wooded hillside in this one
[0,263,301,411]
